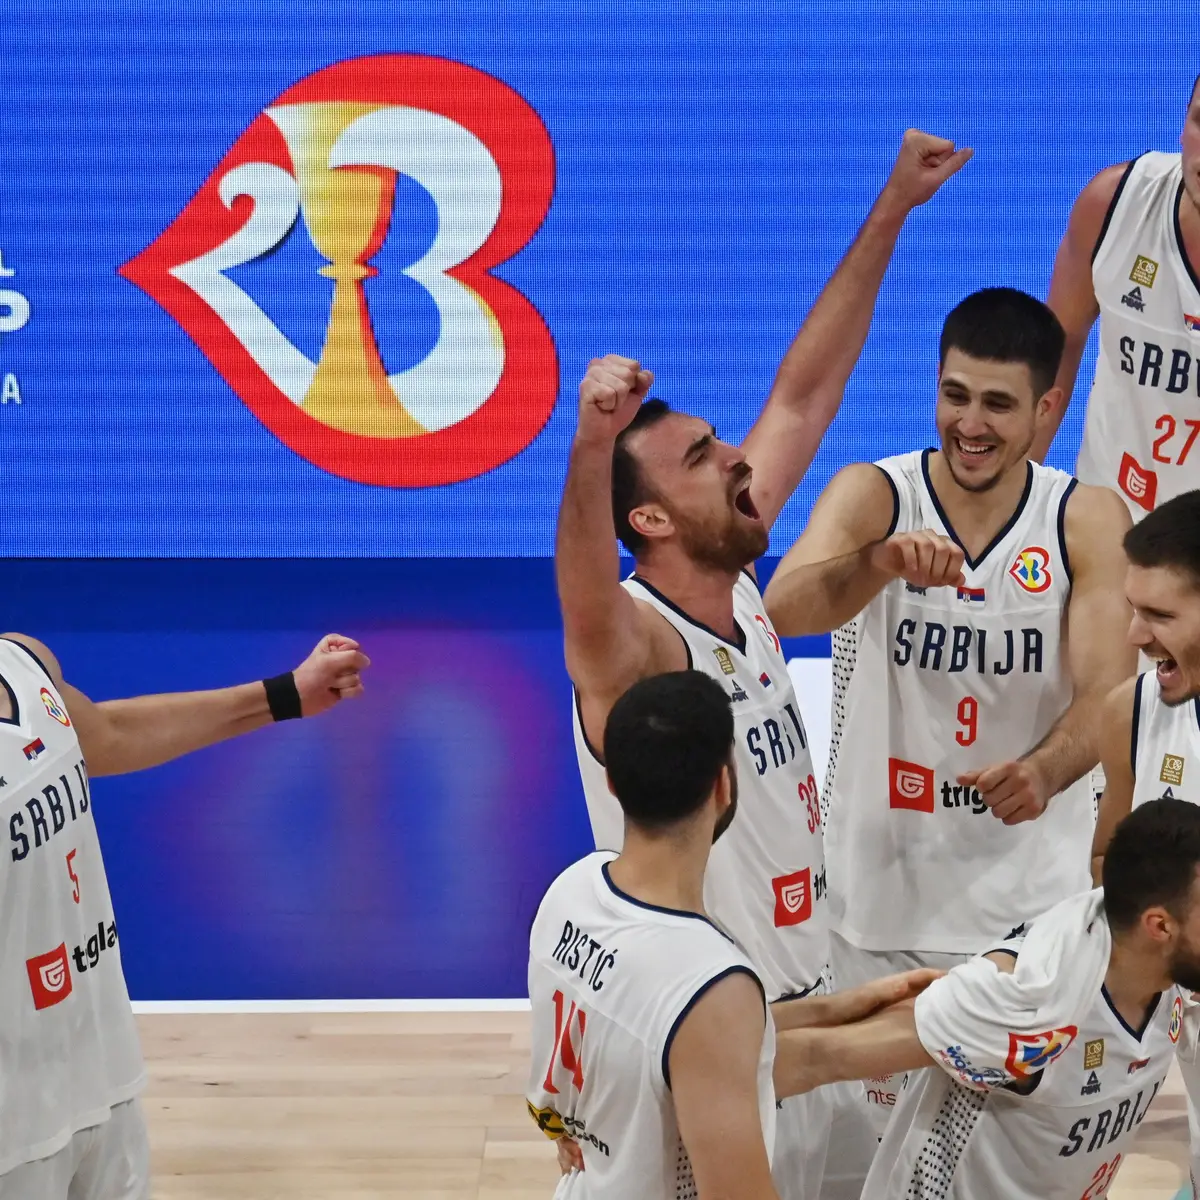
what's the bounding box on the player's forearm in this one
[1030,328,1091,462]
[89,682,275,776]
[555,437,624,642]
[1021,693,1106,799]
[767,200,908,419]
[774,1002,931,1098]
[766,546,892,636]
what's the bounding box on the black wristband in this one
[263,672,303,721]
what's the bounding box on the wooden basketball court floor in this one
[138,1007,1192,1199]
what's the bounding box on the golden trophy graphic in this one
[276,102,425,438]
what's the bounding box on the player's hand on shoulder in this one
[870,529,965,589]
[957,759,1049,826]
[881,129,973,212]
[293,634,371,716]
[576,355,654,445]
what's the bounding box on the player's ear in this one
[629,502,672,543]
[1035,385,1063,424]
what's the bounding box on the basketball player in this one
[783,797,1200,1200]
[1089,488,1200,1196]
[529,671,938,1197]
[762,287,1135,1180]
[1,631,368,1199]
[1034,72,1200,517]
[559,128,972,1200]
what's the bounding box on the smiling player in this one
[763,287,1135,1182]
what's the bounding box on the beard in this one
[940,430,1035,495]
[1169,943,1200,993]
[712,764,739,844]
[674,508,769,574]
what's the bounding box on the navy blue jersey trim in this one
[1,637,54,684]
[601,862,730,939]
[662,965,765,1090]
[873,464,901,539]
[1102,983,1161,1042]
[1056,478,1078,587]
[1131,673,1145,777]
[1174,181,1200,297]
[573,688,605,765]
[921,450,1034,570]
[1091,156,1141,263]
[630,575,746,654]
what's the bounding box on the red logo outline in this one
[1005,1026,1077,1079]
[119,55,558,488]
[1118,452,1157,512]
[1008,546,1052,594]
[27,944,73,1010]
[888,758,935,813]
[772,868,813,927]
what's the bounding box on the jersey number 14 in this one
[542,990,587,1095]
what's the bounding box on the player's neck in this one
[1104,935,1172,1029]
[632,553,741,643]
[608,832,710,917]
[925,452,1030,560]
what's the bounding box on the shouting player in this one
[788,797,1200,1200]
[1036,71,1200,517]
[528,671,937,1198]
[762,287,1135,1178]
[1090,488,1200,1195]
[558,128,971,1199]
[1,632,368,1198]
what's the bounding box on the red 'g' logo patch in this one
[120,56,557,487]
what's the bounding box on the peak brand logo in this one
[120,56,557,487]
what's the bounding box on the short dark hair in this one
[612,399,672,556]
[1103,798,1200,930]
[1124,489,1200,586]
[603,671,734,831]
[939,287,1066,397]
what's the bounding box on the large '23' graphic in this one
[120,56,557,487]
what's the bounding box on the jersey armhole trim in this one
[871,464,901,539]
[1,637,54,683]
[1056,478,1078,587]
[1131,672,1145,777]
[1091,155,1142,264]
[661,964,766,1091]
[574,687,605,765]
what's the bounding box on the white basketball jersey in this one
[1078,152,1200,519]
[824,452,1093,953]
[870,976,1181,1198]
[572,571,827,1001]
[0,640,143,1175]
[527,851,776,1197]
[1130,669,1200,810]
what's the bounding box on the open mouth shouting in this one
[732,475,761,521]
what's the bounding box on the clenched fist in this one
[869,530,966,590]
[576,355,654,446]
[293,634,371,716]
[881,129,973,212]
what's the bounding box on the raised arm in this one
[556,356,686,747]
[4,632,369,777]
[1091,677,1139,884]
[959,485,1135,823]
[669,972,780,1200]
[764,463,963,637]
[742,130,972,528]
[1033,164,1128,462]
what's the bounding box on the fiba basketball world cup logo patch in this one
[120,56,557,486]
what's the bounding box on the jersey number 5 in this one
[542,990,587,1095]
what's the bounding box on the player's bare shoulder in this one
[1067,162,1135,251]
[1061,481,1133,556]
